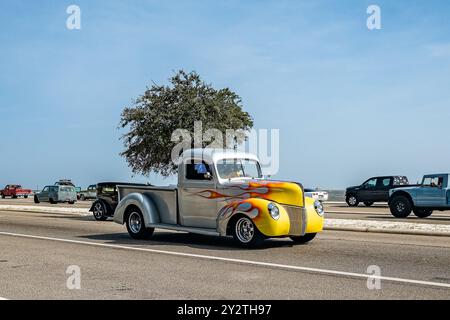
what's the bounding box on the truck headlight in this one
[314,200,324,217]
[268,202,280,220]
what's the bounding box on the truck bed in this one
[117,184,178,225]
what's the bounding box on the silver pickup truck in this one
[114,149,324,247]
[389,173,450,218]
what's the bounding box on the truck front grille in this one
[283,205,307,236]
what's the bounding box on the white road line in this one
[1,231,450,290]
[0,297,8,300]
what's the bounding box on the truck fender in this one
[389,190,415,206]
[216,198,289,237]
[113,192,160,227]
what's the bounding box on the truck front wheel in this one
[125,208,154,240]
[389,195,412,218]
[34,195,40,204]
[413,208,433,218]
[232,216,265,248]
[346,195,359,207]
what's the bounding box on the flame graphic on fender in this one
[190,181,288,201]
[217,199,261,221]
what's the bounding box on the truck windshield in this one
[216,159,262,180]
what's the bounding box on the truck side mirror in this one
[204,172,213,180]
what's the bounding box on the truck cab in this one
[113,149,324,247]
[389,173,450,218]
[345,176,409,207]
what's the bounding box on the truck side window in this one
[381,178,392,188]
[186,161,212,180]
[364,178,377,189]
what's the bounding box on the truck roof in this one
[181,148,259,164]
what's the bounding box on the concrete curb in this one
[325,219,450,237]
[0,205,90,216]
[324,226,450,237]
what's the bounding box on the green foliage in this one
[119,70,254,176]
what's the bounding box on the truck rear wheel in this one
[389,195,412,218]
[125,208,154,240]
[364,201,374,207]
[92,201,108,221]
[232,216,265,248]
[413,208,433,218]
[290,233,317,244]
[49,198,57,204]
[346,195,359,207]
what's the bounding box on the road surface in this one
[0,208,449,299]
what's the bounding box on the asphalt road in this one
[0,209,449,299]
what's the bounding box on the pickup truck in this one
[79,184,97,201]
[113,148,324,247]
[1,185,32,199]
[345,176,409,207]
[388,173,450,218]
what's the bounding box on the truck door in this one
[358,178,378,202]
[179,159,217,229]
[376,177,393,202]
[416,175,447,207]
[40,187,50,202]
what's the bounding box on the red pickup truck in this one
[1,185,33,199]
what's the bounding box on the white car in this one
[304,189,329,202]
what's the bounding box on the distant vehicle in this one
[79,185,97,201]
[55,179,75,187]
[346,176,409,207]
[1,185,33,199]
[34,185,77,204]
[89,182,148,221]
[389,173,450,218]
[75,187,82,200]
[304,188,329,202]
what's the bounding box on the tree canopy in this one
[119,70,254,177]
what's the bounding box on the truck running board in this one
[147,223,220,237]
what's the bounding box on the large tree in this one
[119,70,254,177]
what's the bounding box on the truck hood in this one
[346,185,361,192]
[199,179,306,207]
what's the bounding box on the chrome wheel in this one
[93,202,104,219]
[348,196,357,206]
[235,217,255,244]
[129,212,142,234]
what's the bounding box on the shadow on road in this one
[77,231,296,251]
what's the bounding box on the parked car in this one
[304,188,329,202]
[389,173,450,218]
[89,182,147,221]
[1,185,33,199]
[345,176,409,207]
[113,148,324,247]
[79,185,97,201]
[34,185,77,204]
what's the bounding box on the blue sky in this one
[1,0,450,190]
